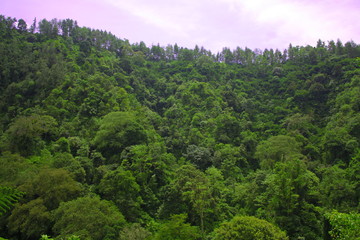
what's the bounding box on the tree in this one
[53,196,126,240]
[336,39,344,55]
[284,113,315,138]
[255,135,304,169]
[321,127,354,165]
[171,165,213,235]
[39,235,80,240]
[38,19,52,36]
[1,114,58,156]
[94,112,147,162]
[17,19,27,33]
[19,168,82,210]
[260,160,321,239]
[213,216,288,240]
[325,211,360,240]
[319,165,357,211]
[119,143,174,216]
[119,223,151,240]
[183,145,213,170]
[97,166,142,221]
[213,143,247,180]
[5,167,82,239]
[214,113,242,145]
[154,214,201,240]
[52,152,87,183]
[29,17,36,33]
[38,19,59,38]
[0,152,31,186]
[7,198,52,240]
[60,19,76,37]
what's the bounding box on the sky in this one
[1,0,360,53]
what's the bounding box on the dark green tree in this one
[7,198,51,240]
[94,112,147,162]
[17,19,27,33]
[97,166,143,221]
[1,115,58,156]
[53,196,126,240]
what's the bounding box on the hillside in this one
[0,15,360,240]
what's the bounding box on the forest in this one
[0,15,359,240]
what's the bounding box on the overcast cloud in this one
[2,0,359,52]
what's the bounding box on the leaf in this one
[0,186,24,216]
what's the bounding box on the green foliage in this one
[8,198,52,239]
[213,143,247,180]
[260,160,322,239]
[184,144,213,170]
[0,186,23,216]
[154,214,201,240]
[119,223,151,240]
[20,168,82,210]
[325,211,360,240]
[52,152,87,183]
[39,235,80,240]
[1,114,58,156]
[319,165,357,211]
[1,14,360,240]
[52,195,126,240]
[97,166,142,221]
[213,215,288,240]
[0,152,31,186]
[94,112,148,162]
[165,164,220,235]
[119,143,174,216]
[52,137,70,153]
[255,135,304,169]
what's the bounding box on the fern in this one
[0,186,24,216]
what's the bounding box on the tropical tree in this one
[325,211,360,240]
[94,112,147,162]
[154,214,201,240]
[52,196,126,240]
[213,215,288,240]
[97,166,143,221]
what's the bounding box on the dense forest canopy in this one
[0,15,360,240]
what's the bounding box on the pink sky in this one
[1,0,360,52]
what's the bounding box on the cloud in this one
[219,0,360,49]
[104,0,360,51]
[2,0,360,52]
[104,0,200,39]
[104,0,259,50]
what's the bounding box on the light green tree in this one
[213,215,288,240]
[325,211,360,240]
[255,135,304,169]
[119,223,151,240]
